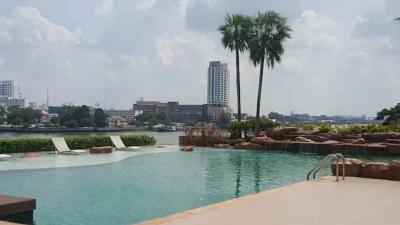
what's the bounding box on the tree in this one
[6,107,41,125]
[248,11,291,133]
[219,14,252,123]
[94,108,108,127]
[376,103,400,125]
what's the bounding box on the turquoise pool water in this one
[0,148,396,225]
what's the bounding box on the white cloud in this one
[95,0,114,15]
[155,32,218,67]
[290,10,340,49]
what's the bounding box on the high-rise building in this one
[0,80,25,109]
[207,61,229,106]
[0,80,15,97]
[207,61,231,122]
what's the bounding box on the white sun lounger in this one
[0,154,12,161]
[110,136,140,150]
[51,137,87,155]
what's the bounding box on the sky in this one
[0,0,399,116]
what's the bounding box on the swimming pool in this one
[0,147,396,225]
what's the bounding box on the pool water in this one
[0,148,395,225]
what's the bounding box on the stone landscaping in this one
[180,127,400,156]
[332,159,400,181]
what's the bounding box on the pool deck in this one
[136,176,400,225]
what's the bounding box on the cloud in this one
[95,0,114,15]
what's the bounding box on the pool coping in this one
[134,176,400,225]
[134,178,311,225]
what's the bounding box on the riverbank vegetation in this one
[0,135,156,154]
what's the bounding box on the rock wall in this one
[332,159,400,181]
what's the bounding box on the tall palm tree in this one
[219,14,252,123]
[248,11,291,133]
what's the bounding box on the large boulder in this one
[386,144,400,155]
[265,127,298,139]
[360,162,389,179]
[387,160,400,181]
[180,146,194,152]
[341,138,366,144]
[294,136,314,143]
[234,142,263,150]
[331,158,365,177]
[251,136,274,145]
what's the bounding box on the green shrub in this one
[0,135,156,154]
[0,138,55,154]
[294,123,316,131]
[318,124,334,133]
[121,135,156,146]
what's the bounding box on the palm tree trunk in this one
[235,48,241,123]
[255,56,264,133]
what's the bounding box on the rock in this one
[180,146,194,152]
[322,140,339,144]
[362,133,400,142]
[331,158,365,177]
[294,136,314,143]
[360,162,389,179]
[234,142,263,150]
[90,146,113,154]
[214,144,230,148]
[250,136,274,145]
[256,131,266,137]
[265,127,298,139]
[342,138,366,144]
[321,133,362,141]
[385,139,400,144]
[386,144,400,154]
[387,160,400,181]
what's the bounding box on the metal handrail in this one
[307,153,345,182]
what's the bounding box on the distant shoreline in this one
[0,127,137,133]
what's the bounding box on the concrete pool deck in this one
[136,176,400,225]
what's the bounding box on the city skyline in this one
[0,1,399,116]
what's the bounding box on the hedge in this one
[0,135,156,154]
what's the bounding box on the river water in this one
[0,131,183,145]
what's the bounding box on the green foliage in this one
[0,135,156,154]
[94,108,108,127]
[64,119,79,128]
[121,135,156,146]
[6,107,41,125]
[294,123,316,131]
[318,124,334,133]
[229,119,280,138]
[135,113,170,125]
[333,124,397,135]
[376,103,400,125]
[0,138,55,154]
[50,117,60,125]
[58,105,106,128]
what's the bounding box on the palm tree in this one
[248,11,291,133]
[219,14,252,123]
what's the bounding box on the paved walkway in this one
[136,177,400,225]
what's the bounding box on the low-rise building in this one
[104,109,135,122]
[133,101,207,123]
